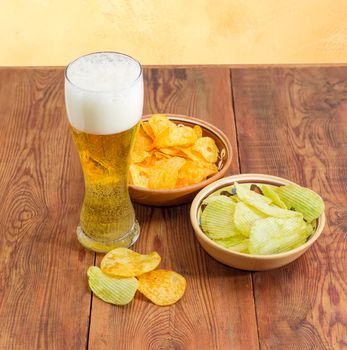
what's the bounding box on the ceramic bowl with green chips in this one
[190,174,326,271]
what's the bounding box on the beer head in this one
[65,52,143,135]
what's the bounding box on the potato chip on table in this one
[137,270,187,306]
[87,266,138,305]
[101,248,161,277]
[87,248,187,308]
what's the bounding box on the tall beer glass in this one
[64,52,143,252]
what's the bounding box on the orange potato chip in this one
[177,160,218,187]
[192,137,219,163]
[101,248,161,277]
[131,150,151,164]
[148,157,186,189]
[178,146,207,162]
[153,151,171,160]
[193,125,203,138]
[148,114,176,137]
[141,121,155,140]
[134,125,153,152]
[159,148,181,156]
[155,125,198,148]
[137,269,187,306]
[129,164,149,187]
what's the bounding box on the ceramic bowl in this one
[190,173,326,271]
[129,114,232,206]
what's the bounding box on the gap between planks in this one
[229,68,261,350]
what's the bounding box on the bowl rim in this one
[128,113,233,194]
[190,173,326,260]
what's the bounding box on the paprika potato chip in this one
[176,160,217,188]
[137,269,187,306]
[131,150,151,164]
[129,164,149,188]
[133,126,153,152]
[148,157,186,190]
[101,248,161,277]
[148,114,176,137]
[130,115,219,189]
[192,137,219,163]
[193,125,203,138]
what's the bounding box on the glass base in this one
[76,220,140,253]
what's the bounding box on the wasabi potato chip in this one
[87,266,138,305]
[275,184,325,222]
[234,202,267,237]
[261,184,287,209]
[101,248,161,277]
[201,196,239,239]
[200,181,324,256]
[235,182,272,204]
[137,269,186,306]
[214,235,249,253]
[235,182,301,218]
[202,193,235,206]
[249,217,313,255]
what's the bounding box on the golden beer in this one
[65,52,143,252]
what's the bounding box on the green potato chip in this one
[214,235,249,253]
[235,182,301,218]
[202,194,235,206]
[249,217,312,255]
[261,185,287,209]
[200,196,240,239]
[234,202,267,237]
[275,184,325,222]
[235,182,272,204]
[87,266,138,306]
[200,181,323,256]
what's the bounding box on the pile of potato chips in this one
[200,182,325,255]
[129,114,219,189]
[87,248,186,306]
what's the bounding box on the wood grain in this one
[232,67,347,350]
[2,66,345,350]
[88,68,259,350]
[0,69,94,349]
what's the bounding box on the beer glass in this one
[64,52,143,252]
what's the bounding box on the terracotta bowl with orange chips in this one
[128,114,232,206]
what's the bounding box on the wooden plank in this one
[88,67,259,350]
[232,67,347,349]
[0,69,94,349]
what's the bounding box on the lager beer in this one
[65,52,143,252]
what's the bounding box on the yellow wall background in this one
[1,0,346,66]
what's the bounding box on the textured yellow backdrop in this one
[1,0,346,66]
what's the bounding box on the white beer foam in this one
[65,52,143,135]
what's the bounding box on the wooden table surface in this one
[0,66,346,350]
